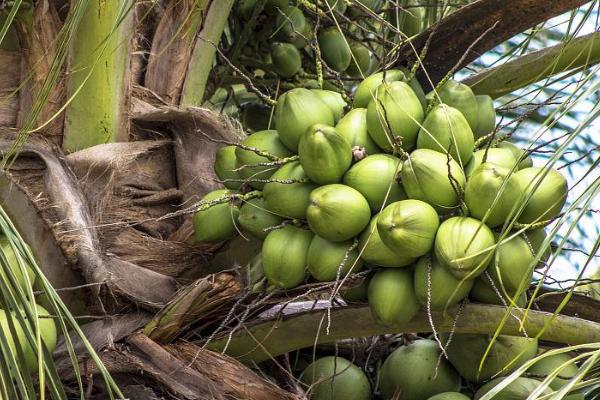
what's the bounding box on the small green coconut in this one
[346,42,372,77]
[474,377,552,400]
[264,0,289,15]
[310,89,347,122]
[214,145,242,190]
[377,199,440,258]
[473,95,496,138]
[335,108,381,155]
[427,393,470,400]
[358,214,416,267]
[271,42,302,78]
[301,356,371,400]
[275,88,335,151]
[464,147,518,178]
[263,161,318,219]
[444,333,538,383]
[470,276,527,307]
[343,154,406,211]
[299,124,352,184]
[275,6,309,48]
[368,268,419,325]
[238,198,283,240]
[414,255,474,311]
[417,103,475,166]
[379,339,461,400]
[464,163,522,228]
[0,236,35,293]
[366,81,424,151]
[434,217,495,279]
[388,2,424,38]
[353,69,405,108]
[400,149,466,213]
[307,184,371,242]
[235,129,292,189]
[497,141,533,170]
[262,225,313,289]
[193,189,240,243]
[318,27,352,72]
[523,228,551,264]
[307,236,364,282]
[527,352,579,390]
[512,167,568,225]
[431,80,478,132]
[487,233,536,299]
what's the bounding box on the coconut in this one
[271,42,302,78]
[465,163,522,228]
[307,236,363,282]
[512,167,568,225]
[241,102,272,131]
[275,6,309,48]
[444,333,538,383]
[343,154,405,211]
[523,228,551,264]
[470,276,527,307]
[431,80,478,132]
[301,356,371,400]
[434,217,495,279]
[275,88,335,151]
[335,108,381,155]
[473,95,496,138]
[0,236,35,292]
[358,214,416,267]
[313,0,347,13]
[341,277,370,302]
[527,352,579,390]
[264,0,288,15]
[214,145,241,190]
[487,233,535,298]
[414,255,474,311]
[398,67,428,110]
[388,2,424,38]
[346,42,372,77]
[299,124,352,184]
[417,104,475,165]
[235,129,292,189]
[237,0,256,20]
[318,27,352,72]
[427,393,470,400]
[464,147,518,178]
[310,89,347,122]
[400,149,466,213]
[307,184,371,242]
[474,377,552,400]
[238,198,283,240]
[262,225,313,288]
[366,81,424,151]
[263,161,318,219]
[377,199,439,257]
[353,69,405,108]
[368,268,419,325]
[497,141,533,170]
[193,189,240,243]
[379,339,461,400]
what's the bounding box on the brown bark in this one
[0,51,21,127]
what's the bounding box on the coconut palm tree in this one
[0,0,599,398]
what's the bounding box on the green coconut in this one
[379,339,461,400]
[388,2,424,38]
[263,161,318,219]
[465,163,522,227]
[444,333,538,383]
[241,102,272,131]
[275,6,309,48]
[497,142,533,170]
[427,393,470,400]
[434,217,495,279]
[262,225,313,288]
[193,189,240,243]
[397,66,427,111]
[512,167,568,225]
[464,147,519,178]
[414,255,474,311]
[377,199,439,258]
[366,81,424,151]
[318,27,352,72]
[307,236,363,282]
[301,356,371,400]
[275,88,335,151]
[358,214,416,267]
[265,0,289,15]
[400,149,466,213]
[335,108,381,155]
[343,154,405,211]
[368,268,419,325]
[487,234,535,298]
[237,0,257,20]
[310,89,347,122]
[307,184,371,242]
[527,352,578,390]
[417,104,475,166]
[238,198,283,240]
[299,124,352,184]
[523,228,551,263]
[0,237,35,293]
[214,145,242,190]
[346,42,372,77]
[470,277,528,307]
[271,42,302,78]
[235,129,292,189]
[474,377,552,400]
[432,80,478,132]
[474,95,496,138]
[353,69,406,108]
